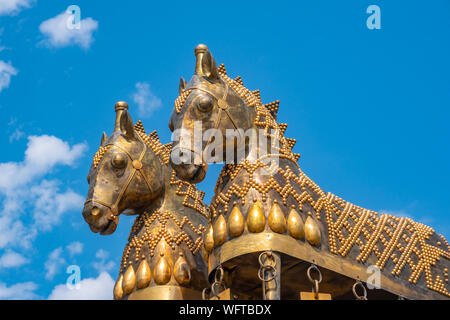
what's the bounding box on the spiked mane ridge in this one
[133,120,173,165]
[218,63,301,164]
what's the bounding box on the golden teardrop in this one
[204,224,214,253]
[268,201,286,233]
[173,254,191,286]
[213,214,227,246]
[122,264,136,295]
[287,207,305,239]
[153,254,172,285]
[113,274,124,300]
[247,200,265,233]
[136,259,151,289]
[228,203,244,237]
[305,215,321,246]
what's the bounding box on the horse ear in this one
[195,44,219,81]
[119,110,137,140]
[100,132,108,146]
[179,77,187,94]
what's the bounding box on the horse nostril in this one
[91,207,100,217]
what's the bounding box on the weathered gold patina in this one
[83,102,209,299]
[168,44,450,300]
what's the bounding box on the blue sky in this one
[0,0,449,299]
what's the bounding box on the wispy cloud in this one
[48,272,113,300]
[44,247,66,280]
[0,61,18,93]
[0,0,35,16]
[0,250,29,268]
[0,281,38,299]
[92,249,115,273]
[66,241,83,257]
[132,82,162,118]
[0,135,87,249]
[39,11,98,50]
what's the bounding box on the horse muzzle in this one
[82,201,118,235]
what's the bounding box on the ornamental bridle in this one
[84,134,153,224]
[172,82,244,164]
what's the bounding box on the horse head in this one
[83,101,164,235]
[169,44,256,183]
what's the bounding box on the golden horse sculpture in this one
[169,44,450,300]
[83,102,209,299]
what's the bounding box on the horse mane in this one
[134,120,208,218]
[218,63,301,163]
[134,120,173,165]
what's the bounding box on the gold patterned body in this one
[169,46,450,299]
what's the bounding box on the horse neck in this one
[120,164,208,272]
[211,99,302,216]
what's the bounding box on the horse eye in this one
[111,153,127,169]
[197,96,213,112]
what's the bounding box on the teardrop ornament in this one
[287,205,305,239]
[268,200,286,233]
[136,259,151,289]
[228,202,244,237]
[305,215,321,246]
[153,253,172,285]
[204,224,214,253]
[173,254,191,286]
[122,264,136,295]
[113,274,124,300]
[247,199,265,233]
[213,213,227,246]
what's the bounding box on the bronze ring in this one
[352,281,368,300]
[202,287,210,300]
[214,265,224,284]
[258,265,277,282]
[258,251,275,267]
[307,264,322,284]
[211,281,227,297]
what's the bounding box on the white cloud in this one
[45,247,66,280]
[48,272,114,300]
[0,60,18,93]
[39,11,98,50]
[9,127,25,142]
[31,180,84,231]
[0,281,38,299]
[93,249,115,273]
[132,82,162,118]
[0,0,34,16]
[0,135,86,192]
[66,241,83,257]
[0,249,29,268]
[0,134,87,251]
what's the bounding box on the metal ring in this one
[202,287,210,300]
[307,264,322,284]
[258,251,275,267]
[258,265,277,282]
[312,279,319,295]
[211,281,227,297]
[214,265,224,284]
[352,281,368,300]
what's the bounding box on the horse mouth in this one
[99,219,117,235]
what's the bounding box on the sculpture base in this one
[127,285,202,300]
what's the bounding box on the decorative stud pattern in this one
[169,170,208,218]
[211,159,450,296]
[119,209,205,273]
[92,145,112,168]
